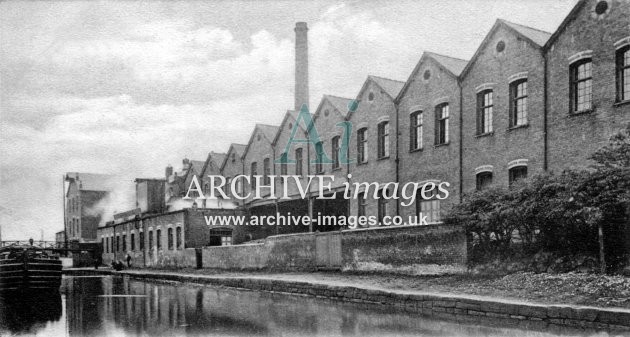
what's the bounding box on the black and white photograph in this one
[1,0,629,336]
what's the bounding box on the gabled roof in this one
[425,52,469,77]
[369,75,405,99]
[500,19,552,47]
[271,110,312,146]
[544,0,588,50]
[395,51,469,103]
[220,143,247,172]
[200,152,227,177]
[65,172,115,192]
[307,94,355,132]
[242,124,279,159]
[460,19,551,78]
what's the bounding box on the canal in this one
[0,276,605,336]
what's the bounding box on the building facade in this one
[65,172,112,242]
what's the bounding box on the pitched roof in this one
[257,124,279,142]
[544,0,588,49]
[369,75,405,99]
[460,19,551,78]
[500,19,552,47]
[210,152,227,168]
[425,52,468,76]
[189,160,206,175]
[272,110,312,145]
[321,95,355,118]
[242,124,279,159]
[219,143,247,172]
[395,51,469,103]
[66,172,115,192]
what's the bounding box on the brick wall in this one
[397,55,463,221]
[341,224,467,273]
[546,0,630,172]
[348,78,398,219]
[461,23,546,193]
[199,224,465,273]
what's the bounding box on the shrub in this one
[445,125,630,273]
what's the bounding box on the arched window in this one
[435,103,449,145]
[410,111,423,151]
[331,136,340,169]
[167,228,174,250]
[295,148,303,176]
[176,227,182,249]
[617,46,630,102]
[377,121,390,158]
[570,59,592,112]
[357,128,368,163]
[477,89,493,134]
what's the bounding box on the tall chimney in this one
[294,22,309,111]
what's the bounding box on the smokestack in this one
[294,22,309,111]
[165,165,173,179]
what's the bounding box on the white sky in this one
[0,0,578,240]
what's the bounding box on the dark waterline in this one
[0,275,608,337]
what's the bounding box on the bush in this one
[444,125,630,273]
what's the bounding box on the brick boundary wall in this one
[201,224,467,273]
[63,269,630,333]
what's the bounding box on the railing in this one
[0,241,61,249]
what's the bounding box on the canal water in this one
[0,275,613,336]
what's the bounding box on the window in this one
[315,142,324,173]
[148,231,153,250]
[176,227,182,249]
[209,228,232,246]
[101,238,105,252]
[477,90,493,134]
[510,80,528,127]
[357,192,367,218]
[357,128,368,164]
[509,166,528,187]
[280,153,288,176]
[116,235,120,252]
[263,158,271,185]
[332,136,340,169]
[377,121,390,158]
[571,59,593,112]
[105,237,109,253]
[435,103,449,145]
[476,172,493,191]
[131,233,135,251]
[617,46,630,102]
[139,231,144,250]
[250,162,257,189]
[416,187,441,223]
[123,235,127,251]
[110,236,114,253]
[410,111,423,150]
[168,228,174,250]
[156,229,162,250]
[377,189,388,224]
[295,148,303,176]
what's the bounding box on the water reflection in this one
[0,276,612,336]
[0,291,62,335]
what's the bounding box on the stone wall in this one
[341,224,467,274]
[200,224,465,274]
[146,248,197,268]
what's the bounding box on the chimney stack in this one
[165,165,173,179]
[294,22,309,111]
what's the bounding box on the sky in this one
[0,0,579,240]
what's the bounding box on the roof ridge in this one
[424,51,469,62]
[499,18,552,35]
[368,74,405,84]
[324,94,353,100]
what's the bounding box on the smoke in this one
[167,197,237,212]
[83,176,137,227]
